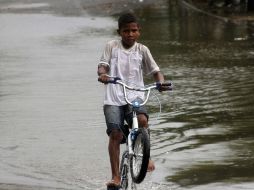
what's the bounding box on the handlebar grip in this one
[107,77,121,84]
[156,82,173,91]
[161,82,172,86]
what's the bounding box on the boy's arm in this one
[97,41,112,83]
[153,71,169,92]
[153,71,164,82]
[97,64,109,76]
[97,64,109,83]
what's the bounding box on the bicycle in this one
[107,77,172,190]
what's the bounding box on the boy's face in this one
[118,22,140,48]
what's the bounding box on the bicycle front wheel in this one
[130,128,150,184]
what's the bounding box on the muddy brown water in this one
[0,0,254,190]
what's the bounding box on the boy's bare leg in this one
[107,130,122,186]
[138,114,156,172]
[148,160,155,172]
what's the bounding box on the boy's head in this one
[117,13,141,48]
[118,13,138,29]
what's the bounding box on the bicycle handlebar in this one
[106,76,172,106]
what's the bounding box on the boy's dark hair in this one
[118,13,138,29]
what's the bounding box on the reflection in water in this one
[0,0,254,189]
[131,0,254,188]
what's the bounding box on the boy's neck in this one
[121,40,136,49]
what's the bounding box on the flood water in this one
[0,0,254,190]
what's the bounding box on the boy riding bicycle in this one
[97,13,166,189]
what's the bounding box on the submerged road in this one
[1,0,254,190]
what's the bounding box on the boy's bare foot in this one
[147,159,155,172]
[106,178,120,187]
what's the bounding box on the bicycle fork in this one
[128,111,138,156]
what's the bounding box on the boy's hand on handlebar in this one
[98,74,109,84]
[158,86,171,92]
[156,82,172,92]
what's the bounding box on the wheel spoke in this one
[130,128,150,184]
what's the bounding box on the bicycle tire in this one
[120,150,129,190]
[130,128,150,184]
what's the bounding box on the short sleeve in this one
[142,46,160,75]
[99,41,112,67]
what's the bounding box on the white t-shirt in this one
[99,39,160,106]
